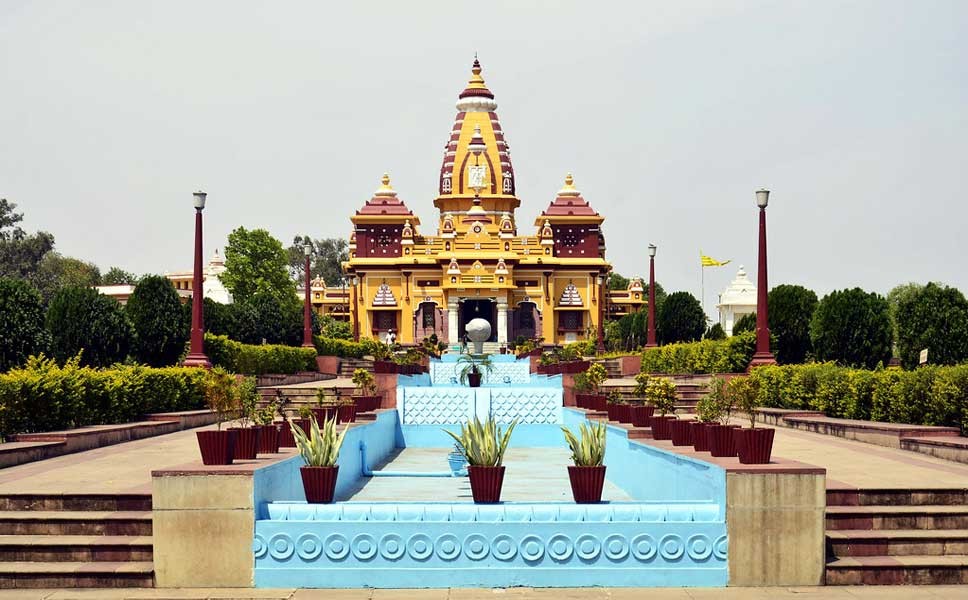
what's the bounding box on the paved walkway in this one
[2,585,967,599]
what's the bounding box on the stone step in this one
[0,534,153,562]
[0,494,151,512]
[827,529,968,557]
[0,511,152,536]
[0,560,154,588]
[825,555,968,585]
[827,489,968,507]
[826,505,968,531]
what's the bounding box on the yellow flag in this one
[700,250,731,268]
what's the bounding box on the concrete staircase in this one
[605,377,709,415]
[338,358,374,377]
[825,488,968,585]
[0,493,154,588]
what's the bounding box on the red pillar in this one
[351,278,360,341]
[183,195,211,368]
[645,253,657,348]
[750,202,776,367]
[596,276,606,354]
[302,251,313,348]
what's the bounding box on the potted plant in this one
[229,376,261,460]
[293,405,313,436]
[561,420,607,503]
[584,362,608,411]
[457,354,494,388]
[631,373,655,427]
[291,415,348,503]
[572,371,592,408]
[730,377,775,464]
[336,395,357,424]
[645,377,678,441]
[312,388,339,423]
[692,391,723,452]
[196,367,238,465]
[276,392,296,448]
[254,402,280,454]
[443,417,518,503]
[708,377,739,457]
[351,368,379,412]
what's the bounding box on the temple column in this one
[447,299,459,345]
[496,300,508,345]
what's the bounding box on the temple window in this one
[442,177,452,193]
[422,305,435,328]
[503,176,512,193]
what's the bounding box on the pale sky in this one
[2,1,966,316]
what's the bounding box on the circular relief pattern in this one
[268,533,294,560]
[379,534,405,560]
[575,534,601,561]
[252,534,267,558]
[324,533,350,560]
[687,534,712,561]
[464,533,489,560]
[492,534,517,561]
[519,535,544,562]
[295,533,322,560]
[547,534,573,561]
[659,534,684,560]
[631,534,657,561]
[603,534,629,561]
[713,535,728,560]
[407,533,433,561]
[352,533,378,560]
[436,534,461,561]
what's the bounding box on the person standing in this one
[386,329,396,346]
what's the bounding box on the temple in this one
[343,59,643,347]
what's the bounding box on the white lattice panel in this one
[402,388,474,425]
[488,389,562,424]
[429,360,531,385]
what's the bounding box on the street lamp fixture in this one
[645,242,658,348]
[648,243,656,258]
[301,243,313,348]
[750,188,776,367]
[193,191,206,210]
[756,188,770,208]
[183,190,211,368]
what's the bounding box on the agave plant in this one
[291,416,347,467]
[560,421,606,467]
[442,417,518,467]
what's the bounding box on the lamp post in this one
[749,189,776,367]
[302,243,313,348]
[182,191,211,368]
[351,275,360,341]
[645,243,658,348]
[596,274,606,354]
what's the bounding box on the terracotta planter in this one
[312,406,339,424]
[196,429,236,465]
[632,405,655,428]
[692,422,713,452]
[337,403,357,424]
[374,360,394,374]
[300,465,339,503]
[567,465,607,504]
[257,424,280,454]
[708,424,740,457]
[670,420,694,446]
[651,416,675,440]
[467,372,482,388]
[617,404,634,424]
[278,422,296,448]
[575,393,589,409]
[606,402,620,421]
[589,394,608,412]
[734,427,776,464]
[229,426,261,460]
[467,465,506,503]
[315,355,340,375]
[291,418,311,436]
[354,395,379,412]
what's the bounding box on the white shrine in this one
[716,266,757,336]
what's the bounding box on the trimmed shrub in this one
[810,288,892,369]
[46,286,133,367]
[126,275,188,367]
[313,335,382,359]
[768,284,818,365]
[641,331,756,374]
[747,363,968,433]
[732,313,756,336]
[657,291,706,344]
[895,283,968,370]
[0,277,50,372]
[204,334,316,375]
[0,354,205,436]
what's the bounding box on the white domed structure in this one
[465,318,492,354]
[716,266,757,336]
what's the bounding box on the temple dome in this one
[536,173,602,222]
[355,173,418,220]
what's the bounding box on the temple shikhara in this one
[343,59,644,347]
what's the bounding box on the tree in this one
[705,323,726,340]
[0,278,50,371]
[887,282,923,345]
[287,236,349,287]
[768,284,818,364]
[221,227,294,303]
[0,198,55,280]
[658,291,706,344]
[895,282,968,369]
[126,276,188,367]
[608,273,630,291]
[810,288,892,369]
[733,313,756,336]
[46,287,132,367]
[645,281,667,309]
[102,267,139,285]
[31,252,101,301]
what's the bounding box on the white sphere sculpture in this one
[465,318,492,355]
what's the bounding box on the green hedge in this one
[747,363,968,433]
[640,332,756,374]
[313,335,382,359]
[204,334,317,375]
[0,355,205,436]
